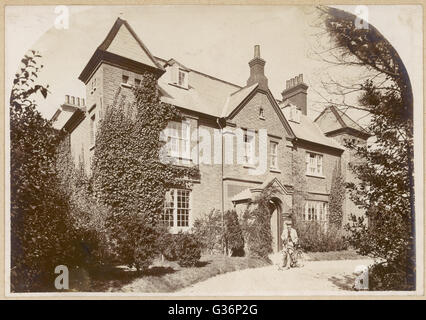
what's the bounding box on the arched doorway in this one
[269,198,282,253]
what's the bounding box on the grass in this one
[304,248,369,261]
[69,254,269,293]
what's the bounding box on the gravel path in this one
[176,258,373,296]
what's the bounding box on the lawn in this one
[304,249,369,261]
[69,254,269,293]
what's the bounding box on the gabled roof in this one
[98,17,164,70]
[79,18,164,83]
[225,87,296,139]
[314,105,370,137]
[221,83,258,117]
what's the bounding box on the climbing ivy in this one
[92,72,199,269]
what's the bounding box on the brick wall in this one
[70,59,352,229]
[223,91,293,206]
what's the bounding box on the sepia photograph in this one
[4,4,423,296]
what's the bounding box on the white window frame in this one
[304,201,328,222]
[270,141,278,169]
[165,120,190,160]
[162,189,191,232]
[243,131,255,165]
[178,69,189,89]
[306,152,323,176]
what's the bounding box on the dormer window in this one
[178,69,188,89]
[169,64,189,89]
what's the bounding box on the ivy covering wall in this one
[91,71,199,269]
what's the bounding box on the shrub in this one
[329,165,345,228]
[107,213,160,271]
[224,210,244,256]
[157,225,177,261]
[241,206,272,259]
[172,232,202,267]
[56,142,112,269]
[294,220,348,252]
[368,259,414,291]
[240,187,282,260]
[192,209,224,255]
[10,51,80,291]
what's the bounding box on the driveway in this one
[176,258,373,296]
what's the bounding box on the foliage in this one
[192,209,224,255]
[291,151,309,221]
[157,225,177,261]
[368,262,413,291]
[320,6,415,290]
[166,232,202,267]
[56,139,112,268]
[92,72,199,269]
[224,210,244,256]
[241,186,280,259]
[107,213,161,271]
[10,51,77,291]
[328,163,345,228]
[293,220,348,252]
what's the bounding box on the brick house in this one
[52,18,369,252]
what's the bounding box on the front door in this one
[270,205,280,253]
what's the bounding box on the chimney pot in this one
[282,73,308,115]
[254,45,260,58]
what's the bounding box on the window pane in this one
[244,134,254,164]
[162,190,175,227]
[270,142,278,168]
[176,190,190,227]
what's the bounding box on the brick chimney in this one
[281,74,308,115]
[247,45,268,90]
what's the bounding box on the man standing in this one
[280,220,299,270]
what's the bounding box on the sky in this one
[5,5,423,127]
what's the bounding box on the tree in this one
[328,163,344,228]
[317,7,415,290]
[10,51,77,291]
[241,186,280,259]
[224,210,244,256]
[192,209,224,255]
[92,72,199,270]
